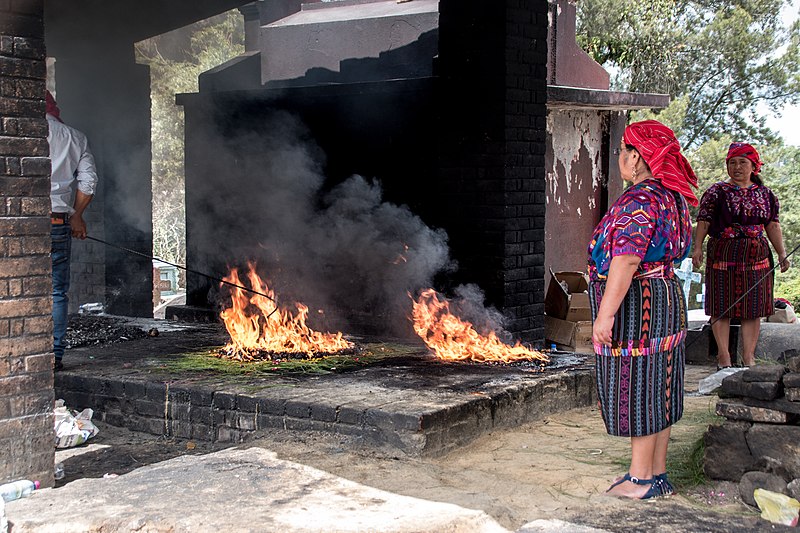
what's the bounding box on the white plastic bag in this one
[697,367,746,395]
[54,399,99,448]
[754,488,800,526]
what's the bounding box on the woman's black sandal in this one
[606,473,663,499]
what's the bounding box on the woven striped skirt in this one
[589,277,686,437]
[704,236,773,319]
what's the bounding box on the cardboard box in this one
[574,320,594,354]
[544,269,593,353]
[545,269,591,322]
[544,316,594,354]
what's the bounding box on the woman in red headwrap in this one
[692,143,790,369]
[588,120,696,499]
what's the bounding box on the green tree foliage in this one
[135,12,244,274]
[762,143,800,306]
[578,0,800,148]
[689,140,800,306]
[578,0,800,307]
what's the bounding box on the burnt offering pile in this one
[215,264,549,368]
[411,288,549,366]
[216,265,354,362]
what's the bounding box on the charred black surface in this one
[66,314,150,348]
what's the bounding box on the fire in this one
[219,264,353,360]
[410,289,549,364]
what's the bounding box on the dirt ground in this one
[54,363,780,532]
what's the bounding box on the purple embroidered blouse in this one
[696,182,779,239]
[588,178,692,281]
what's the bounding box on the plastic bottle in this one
[0,480,40,503]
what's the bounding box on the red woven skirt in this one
[704,236,773,319]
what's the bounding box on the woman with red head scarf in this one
[692,143,790,369]
[588,120,696,499]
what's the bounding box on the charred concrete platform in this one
[55,319,595,457]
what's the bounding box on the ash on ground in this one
[217,345,364,362]
[66,314,149,349]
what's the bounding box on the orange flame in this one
[410,289,549,364]
[219,264,353,360]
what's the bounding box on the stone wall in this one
[704,357,800,508]
[0,0,56,486]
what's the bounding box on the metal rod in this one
[84,235,279,316]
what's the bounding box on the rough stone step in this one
[715,399,793,424]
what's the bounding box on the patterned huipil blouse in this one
[587,179,692,358]
[588,178,692,283]
[696,182,779,241]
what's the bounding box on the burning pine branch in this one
[218,264,353,361]
[410,289,549,364]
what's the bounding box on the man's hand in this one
[71,214,87,239]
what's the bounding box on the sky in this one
[766,0,800,145]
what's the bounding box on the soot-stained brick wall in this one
[0,0,56,487]
[436,0,548,342]
[182,0,548,343]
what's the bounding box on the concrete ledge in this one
[54,326,595,457]
[56,364,595,457]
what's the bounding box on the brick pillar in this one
[0,0,56,486]
[437,0,548,343]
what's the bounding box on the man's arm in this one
[71,191,93,239]
[72,142,98,240]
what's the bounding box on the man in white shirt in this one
[46,91,98,371]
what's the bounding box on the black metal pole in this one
[84,235,279,316]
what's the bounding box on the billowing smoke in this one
[195,110,455,337]
[447,284,512,343]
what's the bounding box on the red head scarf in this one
[45,90,63,122]
[726,142,762,175]
[623,119,698,206]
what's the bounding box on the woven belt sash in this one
[710,257,771,271]
[593,330,687,357]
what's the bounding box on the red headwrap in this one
[45,90,63,122]
[623,119,698,206]
[726,142,762,175]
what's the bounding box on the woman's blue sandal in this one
[654,472,674,496]
[606,473,663,499]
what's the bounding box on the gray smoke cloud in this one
[196,110,455,337]
[447,283,513,344]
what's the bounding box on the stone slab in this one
[755,324,800,363]
[703,421,754,481]
[738,471,788,508]
[715,400,791,424]
[783,373,800,388]
[741,365,785,383]
[5,447,509,533]
[54,322,596,457]
[743,396,800,415]
[747,425,800,479]
[786,388,800,402]
[721,372,781,401]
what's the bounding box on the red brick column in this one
[0,0,55,487]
